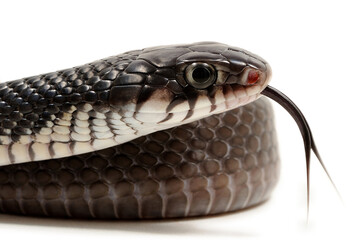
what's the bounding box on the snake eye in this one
[185,63,216,89]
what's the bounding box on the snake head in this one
[174,43,272,115]
[110,42,272,126]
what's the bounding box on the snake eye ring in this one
[185,62,216,89]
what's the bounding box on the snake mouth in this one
[148,84,263,125]
[261,86,340,215]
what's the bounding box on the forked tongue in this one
[261,86,341,219]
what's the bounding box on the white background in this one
[0,0,359,239]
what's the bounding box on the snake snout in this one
[214,47,271,98]
[224,62,272,100]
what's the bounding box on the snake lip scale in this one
[0,42,333,219]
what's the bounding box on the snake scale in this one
[0,42,326,219]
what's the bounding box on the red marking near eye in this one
[247,70,260,85]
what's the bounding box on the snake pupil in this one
[192,67,211,83]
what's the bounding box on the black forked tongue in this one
[261,85,341,219]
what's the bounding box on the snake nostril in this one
[247,70,260,85]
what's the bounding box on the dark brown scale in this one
[139,48,192,68]
[49,76,63,85]
[2,120,16,129]
[60,87,73,95]
[9,111,22,122]
[114,73,146,86]
[0,98,280,219]
[76,85,91,93]
[99,67,112,76]
[109,85,142,110]
[27,93,40,104]
[35,119,47,128]
[146,74,168,86]
[98,90,110,102]
[93,62,110,72]
[10,97,23,108]
[93,80,112,91]
[61,69,75,78]
[72,79,83,87]
[125,60,157,74]
[25,113,39,122]
[1,105,13,115]
[37,85,51,95]
[13,83,28,93]
[69,93,82,104]
[41,112,53,121]
[103,70,120,80]
[13,126,30,135]
[46,104,60,114]
[0,87,11,97]
[19,102,33,113]
[189,43,229,54]
[155,68,176,78]
[86,76,101,85]
[3,92,18,102]
[84,91,97,102]
[37,98,48,108]
[0,101,7,109]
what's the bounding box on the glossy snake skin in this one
[0,42,280,218]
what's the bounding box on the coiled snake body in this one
[0,42,323,219]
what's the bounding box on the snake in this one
[0,42,331,219]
